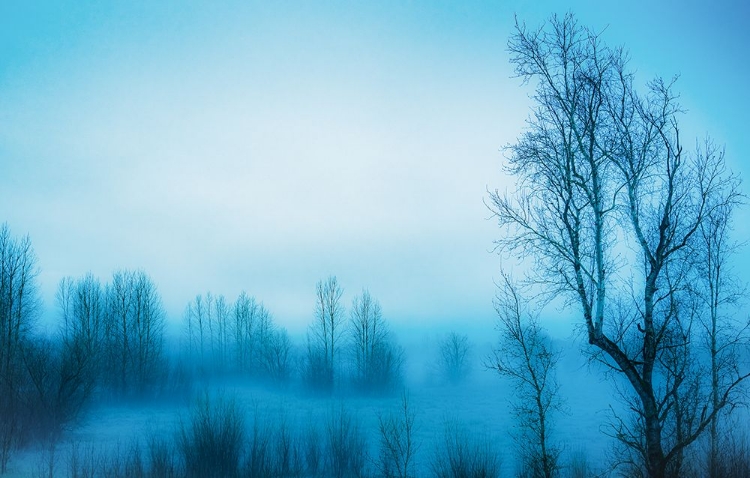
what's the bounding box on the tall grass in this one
[177,392,245,478]
[429,420,501,478]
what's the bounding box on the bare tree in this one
[213,294,231,372]
[104,270,166,396]
[438,332,472,385]
[184,294,208,365]
[377,391,418,478]
[349,289,404,392]
[259,327,294,383]
[232,291,257,373]
[490,14,748,477]
[487,273,562,478]
[57,274,105,394]
[0,224,39,472]
[183,292,234,374]
[689,141,747,477]
[232,293,273,377]
[306,276,345,391]
[22,273,107,438]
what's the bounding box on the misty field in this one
[2,337,615,478]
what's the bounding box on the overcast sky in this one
[1,1,749,335]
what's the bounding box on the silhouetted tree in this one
[104,270,166,397]
[57,274,104,395]
[231,292,273,377]
[490,13,748,477]
[184,292,235,375]
[184,294,209,365]
[0,224,39,472]
[305,276,344,391]
[22,274,107,439]
[349,289,404,392]
[438,332,472,385]
[488,273,562,478]
[259,327,294,383]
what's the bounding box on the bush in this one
[429,420,500,478]
[148,435,178,478]
[325,405,369,478]
[178,392,245,478]
[377,391,419,478]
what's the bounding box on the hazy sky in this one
[2,1,749,335]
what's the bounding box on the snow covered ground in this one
[3,339,620,477]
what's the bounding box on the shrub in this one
[325,405,369,478]
[177,392,245,478]
[429,420,500,478]
[377,391,419,478]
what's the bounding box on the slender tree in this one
[488,273,562,478]
[349,289,403,392]
[306,276,345,391]
[690,141,747,477]
[104,270,166,396]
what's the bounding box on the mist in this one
[2,1,750,477]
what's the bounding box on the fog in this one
[2,1,750,477]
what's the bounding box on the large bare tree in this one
[490,14,747,478]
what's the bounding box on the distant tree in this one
[259,327,294,383]
[104,270,166,396]
[213,294,231,372]
[0,224,39,472]
[487,273,562,478]
[688,143,748,477]
[305,276,345,391]
[184,294,208,365]
[349,289,403,392]
[23,273,107,438]
[232,291,256,373]
[57,274,105,395]
[438,332,472,385]
[183,292,231,374]
[231,292,273,376]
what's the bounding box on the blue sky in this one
[1,1,748,334]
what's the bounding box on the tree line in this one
[0,224,428,472]
[180,275,406,395]
[0,225,169,471]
